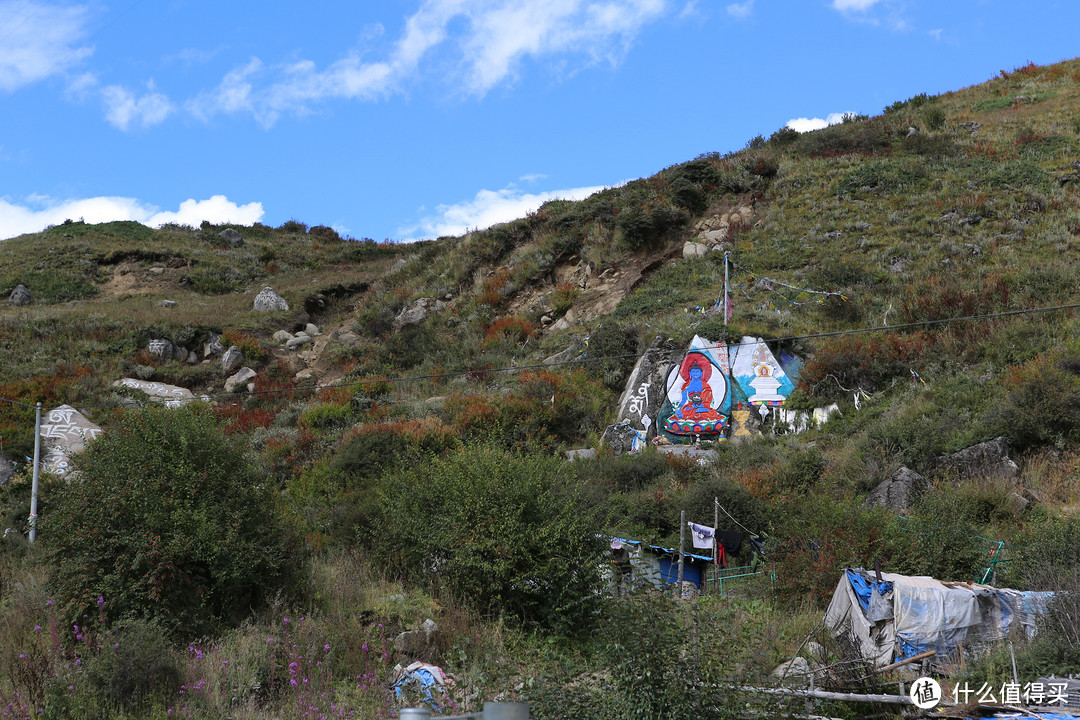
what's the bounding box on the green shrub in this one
[44,405,293,636]
[80,618,180,709]
[616,204,688,250]
[377,445,605,631]
[921,106,947,130]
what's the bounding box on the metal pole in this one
[29,402,42,544]
[723,251,730,326]
[714,497,720,593]
[398,709,431,720]
[483,702,529,720]
[677,510,685,596]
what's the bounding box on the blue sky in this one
[1,0,1078,242]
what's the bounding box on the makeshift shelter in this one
[604,536,713,592]
[825,568,1053,670]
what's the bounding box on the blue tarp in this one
[845,568,893,613]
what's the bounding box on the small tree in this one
[44,404,292,635]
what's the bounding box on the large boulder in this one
[39,405,103,476]
[147,339,174,363]
[224,367,257,394]
[394,618,440,656]
[253,287,289,312]
[219,228,243,247]
[866,466,928,510]
[611,337,681,440]
[931,437,1019,481]
[221,345,244,373]
[113,378,205,408]
[203,332,225,358]
[8,284,31,306]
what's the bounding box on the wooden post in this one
[677,510,685,597]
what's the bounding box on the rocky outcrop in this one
[866,466,928,510]
[393,297,446,331]
[931,437,1019,481]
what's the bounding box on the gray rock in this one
[161,299,178,308]
[224,367,257,394]
[172,344,188,362]
[186,351,199,364]
[253,287,289,312]
[393,297,442,331]
[540,315,553,326]
[221,345,244,373]
[393,618,439,656]
[855,222,872,231]
[305,323,320,337]
[203,332,225,358]
[273,330,295,344]
[700,228,730,244]
[286,335,312,349]
[771,657,811,683]
[219,228,244,247]
[8,284,31,306]
[337,332,360,347]
[682,241,708,258]
[0,455,14,486]
[612,337,680,440]
[931,437,1019,482]
[148,266,165,276]
[565,448,596,461]
[601,424,640,454]
[147,339,174,362]
[906,126,919,137]
[866,466,928,510]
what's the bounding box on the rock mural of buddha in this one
[660,351,729,438]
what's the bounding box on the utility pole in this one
[723,251,730,326]
[29,402,41,543]
[714,497,720,594]
[677,510,685,597]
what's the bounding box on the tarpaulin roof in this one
[825,568,1053,669]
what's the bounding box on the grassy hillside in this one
[2,58,1080,719]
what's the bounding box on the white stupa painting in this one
[730,336,795,407]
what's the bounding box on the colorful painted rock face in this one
[658,337,730,440]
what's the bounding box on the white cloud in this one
[0,1,93,93]
[726,1,754,19]
[399,181,615,241]
[102,83,174,130]
[831,0,881,10]
[189,0,667,125]
[0,195,264,240]
[786,111,855,133]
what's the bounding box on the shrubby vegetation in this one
[44,405,292,636]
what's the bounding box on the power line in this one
[1,300,1079,413]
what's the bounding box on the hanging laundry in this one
[715,530,744,555]
[688,522,716,550]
